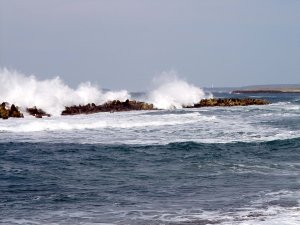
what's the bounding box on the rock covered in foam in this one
[26,107,51,118]
[61,99,156,115]
[186,98,269,108]
[0,102,24,119]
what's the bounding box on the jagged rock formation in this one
[26,107,51,118]
[186,98,269,108]
[0,98,269,119]
[0,102,24,119]
[61,99,155,116]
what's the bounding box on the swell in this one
[168,136,300,148]
[1,138,299,225]
[1,136,300,150]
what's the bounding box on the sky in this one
[0,0,300,91]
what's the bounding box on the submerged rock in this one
[26,107,51,118]
[186,98,269,108]
[61,99,155,116]
[0,102,24,119]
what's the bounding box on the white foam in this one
[0,68,130,116]
[219,190,300,225]
[0,68,213,115]
[0,70,299,145]
[0,111,215,132]
[0,105,299,145]
[147,70,212,109]
[127,190,300,225]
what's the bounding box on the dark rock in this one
[0,103,9,119]
[186,98,269,108]
[61,99,156,116]
[0,102,24,119]
[9,104,24,118]
[26,107,51,118]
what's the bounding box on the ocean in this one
[1,92,300,225]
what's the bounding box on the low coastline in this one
[232,87,300,94]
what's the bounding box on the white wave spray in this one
[0,68,130,116]
[0,68,211,115]
[147,70,211,109]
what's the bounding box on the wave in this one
[0,112,215,132]
[0,118,299,145]
[0,68,210,115]
[0,68,129,116]
[165,136,300,148]
[146,70,212,109]
[2,198,299,225]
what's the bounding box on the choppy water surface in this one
[1,93,300,224]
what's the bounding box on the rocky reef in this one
[0,102,24,119]
[0,98,269,119]
[186,98,269,108]
[62,98,268,115]
[26,107,51,118]
[61,99,155,116]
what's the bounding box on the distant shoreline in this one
[232,88,300,94]
[204,84,300,94]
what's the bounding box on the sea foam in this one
[0,68,130,116]
[147,71,210,109]
[0,69,210,115]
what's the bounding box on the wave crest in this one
[0,68,130,116]
[148,71,211,109]
[0,68,210,115]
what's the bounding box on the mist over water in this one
[0,68,210,115]
[147,71,210,109]
[0,68,130,116]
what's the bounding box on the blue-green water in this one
[1,93,300,224]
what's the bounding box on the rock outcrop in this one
[0,98,269,119]
[186,98,269,108]
[26,107,51,118]
[0,102,24,119]
[61,99,155,116]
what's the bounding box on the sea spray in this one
[0,68,130,116]
[0,68,211,115]
[147,71,211,109]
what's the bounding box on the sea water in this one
[0,93,300,225]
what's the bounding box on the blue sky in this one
[0,0,299,90]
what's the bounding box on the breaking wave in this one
[147,70,211,109]
[0,68,210,115]
[0,68,130,116]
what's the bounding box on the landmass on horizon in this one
[204,84,300,93]
[232,84,300,93]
